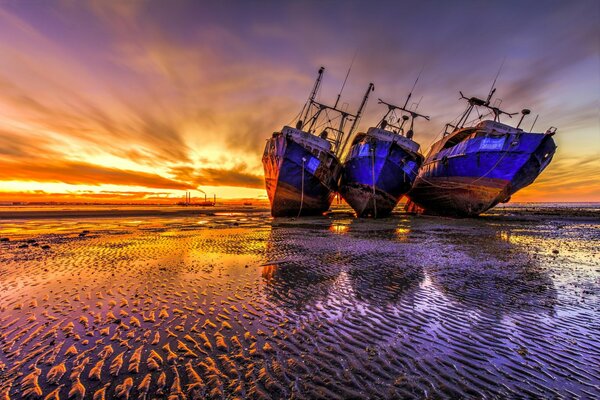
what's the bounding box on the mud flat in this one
[0,204,599,398]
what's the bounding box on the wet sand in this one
[1,204,599,398]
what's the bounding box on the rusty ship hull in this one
[262,131,341,217]
[407,124,556,216]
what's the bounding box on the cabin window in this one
[442,128,476,150]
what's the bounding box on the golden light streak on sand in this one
[329,222,350,235]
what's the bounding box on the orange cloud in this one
[0,190,172,204]
[0,159,194,190]
[168,164,263,189]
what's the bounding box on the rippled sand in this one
[1,206,599,399]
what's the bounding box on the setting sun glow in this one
[0,2,598,204]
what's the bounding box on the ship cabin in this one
[264,126,336,170]
[427,120,523,160]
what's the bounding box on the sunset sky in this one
[0,0,598,203]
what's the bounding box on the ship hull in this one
[407,133,556,217]
[262,134,340,217]
[341,139,421,218]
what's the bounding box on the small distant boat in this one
[406,87,557,217]
[340,94,428,218]
[262,67,374,217]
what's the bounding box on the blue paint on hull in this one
[263,134,340,217]
[408,130,556,216]
[341,139,422,217]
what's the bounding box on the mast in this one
[350,83,375,137]
[299,67,325,127]
[376,98,430,132]
[448,60,520,133]
[294,66,373,156]
[516,109,531,129]
[446,90,516,135]
[374,70,429,137]
[338,83,374,157]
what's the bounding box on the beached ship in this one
[262,67,374,217]
[340,96,428,218]
[406,87,557,217]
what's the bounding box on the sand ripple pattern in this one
[1,210,599,399]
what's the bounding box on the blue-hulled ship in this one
[340,96,428,218]
[262,67,374,217]
[406,88,557,217]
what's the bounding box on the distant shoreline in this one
[0,203,597,221]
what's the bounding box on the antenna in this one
[486,57,505,104]
[339,83,375,156]
[413,96,424,112]
[403,66,424,109]
[334,50,358,108]
[529,114,539,133]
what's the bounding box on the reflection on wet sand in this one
[348,256,424,305]
[262,222,425,308]
[0,208,599,399]
[261,259,340,311]
[427,227,557,315]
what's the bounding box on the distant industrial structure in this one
[177,191,216,206]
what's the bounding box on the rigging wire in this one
[371,146,377,218]
[408,66,424,99]
[297,158,306,218]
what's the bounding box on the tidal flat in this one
[0,204,599,399]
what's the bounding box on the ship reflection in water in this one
[0,208,598,399]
